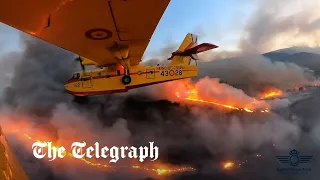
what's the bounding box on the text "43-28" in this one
[160,70,183,76]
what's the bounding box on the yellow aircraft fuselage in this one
[64,33,218,96]
[64,63,197,96]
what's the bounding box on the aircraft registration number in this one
[160,70,183,76]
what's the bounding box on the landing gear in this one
[122,75,131,85]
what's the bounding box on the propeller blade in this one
[75,56,85,71]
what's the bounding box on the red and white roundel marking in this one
[85,28,112,40]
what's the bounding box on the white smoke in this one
[239,0,320,53]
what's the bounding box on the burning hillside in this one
[259,87,283,100]
[173,79,270,113]
[2,4,320,177]
[147,77,294,114]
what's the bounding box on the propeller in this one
[75,56,85,71]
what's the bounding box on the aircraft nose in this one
[64,83,74,95]
[64,83,70,90]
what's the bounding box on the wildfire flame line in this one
[260,90,283,100]
[175,89,269,113]
[20,133,195,176]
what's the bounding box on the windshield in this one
[69,73,80,81]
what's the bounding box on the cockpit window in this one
[69,73,80,80]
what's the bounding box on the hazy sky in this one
[1,0,320,58]
[146,0,255,52]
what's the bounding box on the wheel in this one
[122,75,131,85]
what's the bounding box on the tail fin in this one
[177,33,198,52]
[169,33,197,65]
[169,33,218,65]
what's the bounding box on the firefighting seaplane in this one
[0,0,217,97]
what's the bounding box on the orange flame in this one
[175,86,269,113]
[260,88,283,99]
[223,161,235,170]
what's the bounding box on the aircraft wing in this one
[0,0,170,66]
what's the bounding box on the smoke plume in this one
[1,1,320,178]
[196,54,317,96]
[239,0,320,53]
